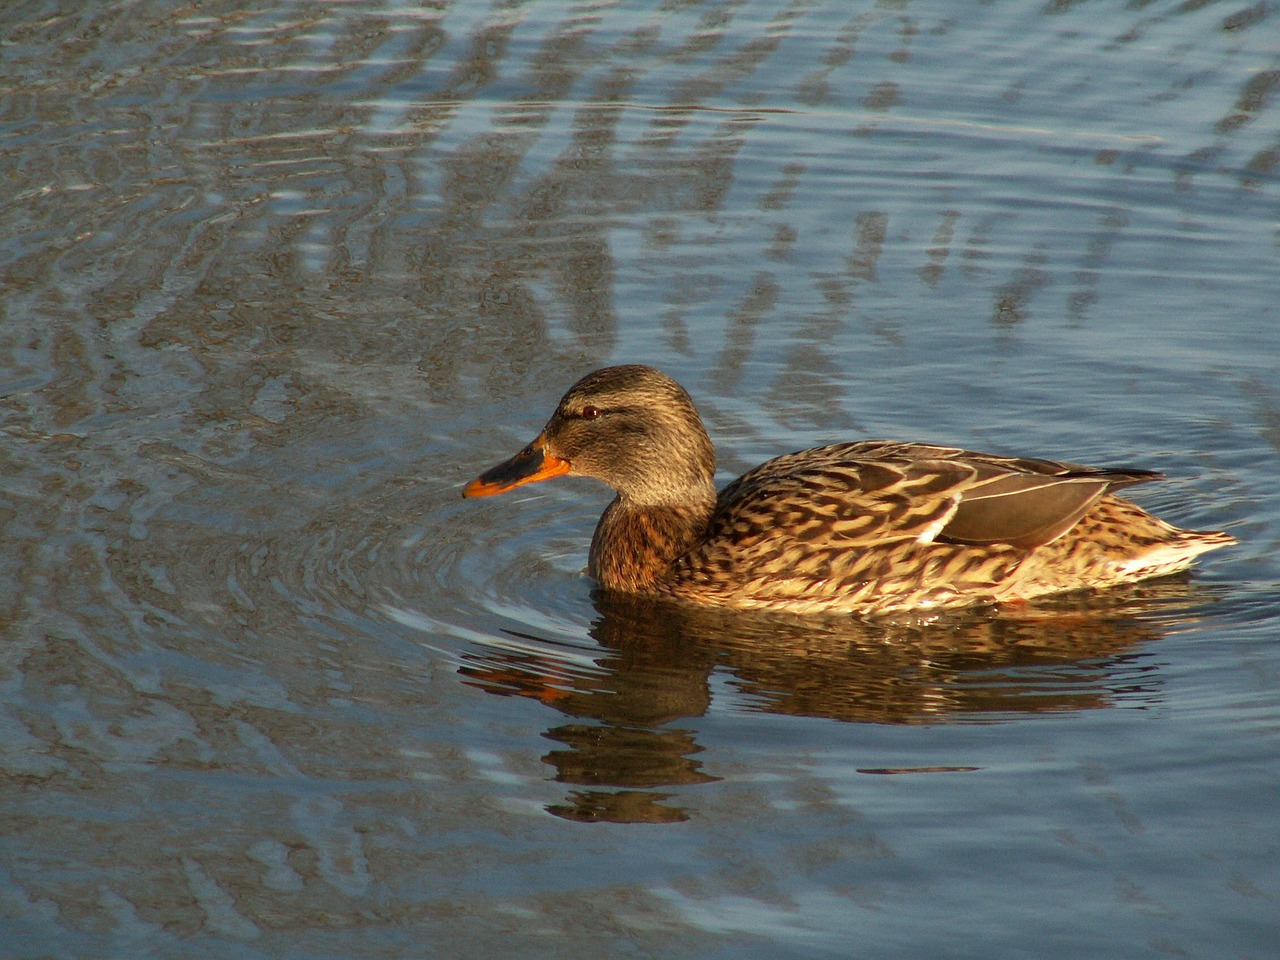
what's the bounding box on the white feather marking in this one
[1110,542,1211,577]
[916,495,961,544]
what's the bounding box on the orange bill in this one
[463,432,571,497]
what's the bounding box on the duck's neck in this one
[588,490,715,593]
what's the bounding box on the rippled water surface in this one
[2,1,1278,957]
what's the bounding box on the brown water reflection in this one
[461,581,1214,822]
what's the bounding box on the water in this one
[2,1,1277,957]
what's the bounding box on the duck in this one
[463,364,1235,615]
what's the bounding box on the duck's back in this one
[661,441,1232,615]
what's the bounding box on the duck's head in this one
[463,364,717,506]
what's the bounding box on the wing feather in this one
[694,441,1163,567]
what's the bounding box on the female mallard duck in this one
[464,365,1234,615]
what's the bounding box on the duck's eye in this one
[580,405,601,420]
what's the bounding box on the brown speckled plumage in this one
[464,365,1235,615]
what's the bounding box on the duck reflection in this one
[459,579,1219,823]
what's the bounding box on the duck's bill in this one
[463,433,571,497]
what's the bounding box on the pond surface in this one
[2,1,1278,957]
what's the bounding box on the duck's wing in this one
[707,441,1162,555]
[933,461,1158,549]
